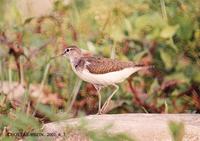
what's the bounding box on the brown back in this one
[82,56,135,74]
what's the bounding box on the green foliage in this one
[0,110,41,141]
[64,122,135,141]
[87,130,134,141]
[169,121,185,141]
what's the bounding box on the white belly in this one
[71,66,142,86]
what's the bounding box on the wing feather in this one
[83,57,135,74]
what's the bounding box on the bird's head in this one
[62,45,82,60]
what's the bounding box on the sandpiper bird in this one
[63,45,152,114]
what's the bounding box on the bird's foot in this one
[96,110,103,115]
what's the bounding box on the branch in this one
[128,78,162,113]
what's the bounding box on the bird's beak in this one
[48,53,63,61]
[61,52,65,56]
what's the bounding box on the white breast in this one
[71,64,142,86]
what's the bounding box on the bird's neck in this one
[69,56,81,67]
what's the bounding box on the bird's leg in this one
[93,84,102,115]
[101,84,119,114]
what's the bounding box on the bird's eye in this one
[64,48,70,54]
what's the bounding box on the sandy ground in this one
[42,114,200,141]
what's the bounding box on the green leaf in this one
[149,79,159,95]
[175,15,193,40]
[23,17,34,25]
[192,69,200,83]
[165,73,190,84]
[124,18,132,33]
[160,25,179,39]
[160,48,174,70]
[135,13,164,29]
[169,121,185,141]
[110,26,124,41]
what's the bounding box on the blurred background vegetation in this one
[0,0,200,140]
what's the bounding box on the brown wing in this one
[84,56,135,74]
